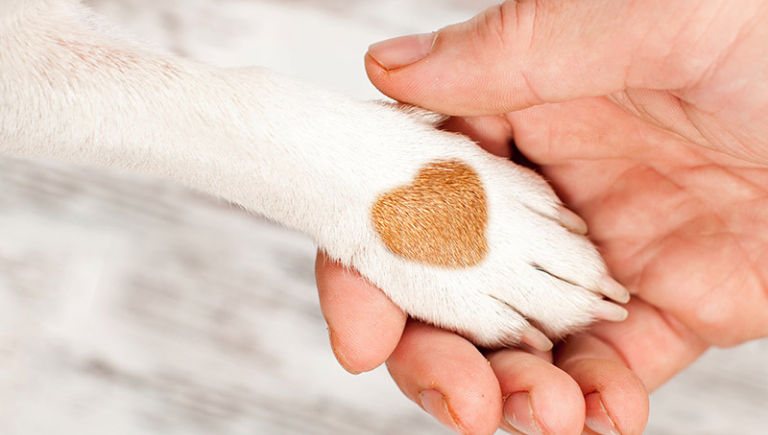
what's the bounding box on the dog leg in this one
[0,0,628,349]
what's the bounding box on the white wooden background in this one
[1,1,766,434]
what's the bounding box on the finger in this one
[561,299,709,392]
[366,0,636,115]
[556,336,649,435]
[488,349,585,435]
[315,252,406,374]
[554,299,709,435]
[365,0,691,116]
[387,321,502,435]
[441,115,515,158]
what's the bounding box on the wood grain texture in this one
[2,1,766,434]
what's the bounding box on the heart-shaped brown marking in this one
[371,160,488,267]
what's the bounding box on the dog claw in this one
[520,325,554,352]
[593,300,629,322]
[558,206,588,235]
[599,276,631,303]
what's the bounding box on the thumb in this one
[365,0,654,116]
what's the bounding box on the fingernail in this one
[585,392,621,435]
[419,389,463,434]
[368,32,436,70]
[558,206,588,235]
[503,392,544,435]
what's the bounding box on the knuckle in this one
[467,0,542,55]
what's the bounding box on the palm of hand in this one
[505,96,768,387]
[316,87,768,435]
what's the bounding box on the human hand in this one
[365,0,768,163]
[317,1,768,434]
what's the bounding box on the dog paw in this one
[327,106,630,350]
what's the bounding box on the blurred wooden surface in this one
[2,1,766,434]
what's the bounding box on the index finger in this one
[315,252,407,374]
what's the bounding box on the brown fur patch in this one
[372,160,488,267]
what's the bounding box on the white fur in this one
[0,0,616,347]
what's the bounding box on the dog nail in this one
[520,325,554,352]
[593,301,629,322]
[599,276,631,303]
[558,206,588,234]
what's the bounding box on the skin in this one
[316,0,768,434]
